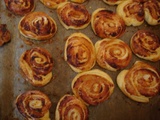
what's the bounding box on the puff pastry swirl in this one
[4,0,35,16]
[72,69,114,105]
[95,38,132,71]
[91,8,126,39]
[130,30,160,62]
[19,47,53,87]
[117,61,160,103]
[143,0,160,25]
[40,0,67,9]
[18,12,57,40]
[64,33,96,73]
[15,90,51,120]
[57,2,91,29]
[55,94,88,120]
[116,0,144,26]
[0,24,11,46]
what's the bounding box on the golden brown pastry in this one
[40,0,67,9]
[19,47,53,87]
[0,24,11,46]
[57,2,91,29]
[55,94,88,120]
[95,38,132,71]
[91,8,126,39]
[133,0,148,3]
[116,0,144,26]
[71,0,86,3]
[18,11,57,40]
[4,0,35,16]
[15,90,51,120]
[72,69,114,105]
[117,61,160,103]
[103,0,126,5]
[130,30,160,62]
[64,33,96,73]
[143,0,160,25]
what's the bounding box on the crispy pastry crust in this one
[55,94,88,120]
[143,0,160,25]
[4,0,35,16]
[95,38,132,71]
[18,12,57,40]
[19,47,53,87]
[0,24,11,46]
[116,0,144,26]
[117,61,160,103]
[57,2,91,29]
[130,30,160,62]
[15,90,51,120]
[91,8,126,38]
[72,69,114,105]
[64,32,96,73]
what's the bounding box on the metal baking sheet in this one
[0,0,160,120]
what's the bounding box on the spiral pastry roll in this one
[0,24,11,46]
[91,8,126,39]
[71,0,86,3]
[15,90,51,120]
[143,0,160,25]
[18,12,57,40]
[117,61,160,103]
[116,0,144,26]
[40,0,67,9]
[103,0,126,5]
[95,38,132,71]
[130,30,160,62]
[55,94,88,120]
[4,0,35,16]
[19,47,53,87]
[64,33,96,73]
[72,69,114,105]
[57,2,91,29]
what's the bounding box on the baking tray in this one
[0,0,160,120]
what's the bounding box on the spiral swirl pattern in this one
[117,61,160,102]
[72,69,114,105]
[91,8,126,39]
[95,38,132,71]
[130,30,160,61]
[116,0,144,26]
[55,95,88,120]
[18,12,57,40]
[143,0,160,25]
[57,2,91,29]
[16,90,51,119]
[64,33,96,73]
[4,0,35,16]
[19,47,53,87]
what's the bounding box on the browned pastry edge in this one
[55,94,89,120]
[18,11,57,40]
[4,0,35,16]
[19,47,53,87]
[0,24,11,46]
[16,90,51,119]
